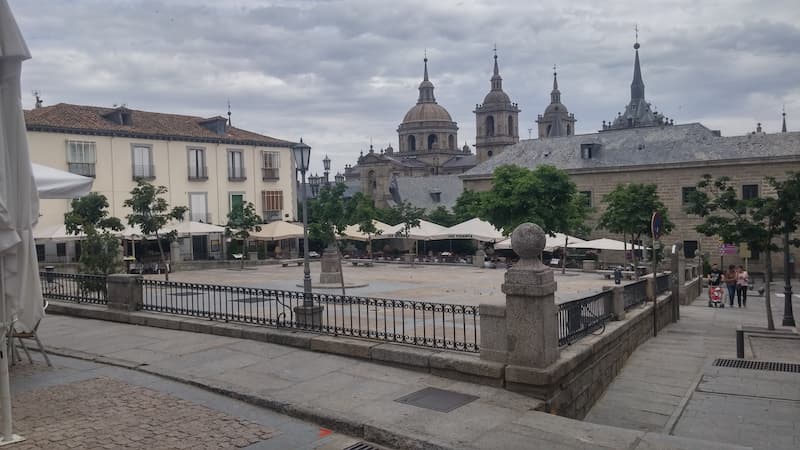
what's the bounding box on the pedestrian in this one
[724,264,738,307]
[736,265,749,308]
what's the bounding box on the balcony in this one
[67,162,96,178]
[132,164,156,180]
[261,167,280,181]
[188,166,208,181]
[262,210,281,222]
[188,212,213,223]
[228,167,247,181]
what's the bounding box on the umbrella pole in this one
[0,256,24,444]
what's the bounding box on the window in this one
[683,240,698,259]
[566,124,572,135]
[427,134,437,150]
[66,140,96,177]
[228,150,245,181]
[36,244,45,262]
[507,116,514,136]
[187,147,207,180]
[430,192,441,203]
[131,144,154,179]
[742,184,759,200]
[682,186,697,204]
[408,135,416,152]
[262,190,283,221]
[448,134,455,149]
[579,191,592,207]
[486,116,495,136]
[230,193,244,213]
[56,243,67,258]
[580,143,601,159]
[189,192,209,223]
[261,151,280,180]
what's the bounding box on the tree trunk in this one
[632,233,640,280]
[156,231,168,281]
[561,234,568,274]
[764,248,775,330]
[337,245,346,296]
[240,238,246,270]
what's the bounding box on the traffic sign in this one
[719,244,737,255]
[651,212,663,240]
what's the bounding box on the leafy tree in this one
[393,201,424,265]
[481,165,577,235]
[64,193,125,291]
[309,183,350,245]
[346,192,381,258]
[560,193,593,274]
[425,206,458,227]
[686,173,800,330]
[597,183,673,276]
[224,201,262,270]
[374,205,402,226]
[453,189,485,223]
[123,180,187,281]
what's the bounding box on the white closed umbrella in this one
[0,0,35,441]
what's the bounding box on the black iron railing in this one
[139,279,479,352]
[656,273,671,295]
[557,290,613,346]
[623,279,648,310]
[39,271,107,305]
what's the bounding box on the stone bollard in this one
[501,223,559,368]
[107,274,143,311]
[479,304,508,363]
[604,286,626,321]
[473,249,485,268]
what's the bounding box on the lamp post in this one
[292,139,313,308]
[782,230,796,326]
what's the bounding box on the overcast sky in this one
[10,0,800,174]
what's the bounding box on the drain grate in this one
[395,387,478,413]
[714,358,800,373]
[343,442,382,450]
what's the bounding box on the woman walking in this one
[724,265,738,307]
[736,265,749,308]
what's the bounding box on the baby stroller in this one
[708,285,724,308]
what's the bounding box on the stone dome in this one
[403,103,453,123]
[544,102,568,115]
[482,89,511,105]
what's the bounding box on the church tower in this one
[536,66,576,138]
[474,50,520,163]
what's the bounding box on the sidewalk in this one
[585,288,800,450]
[32,313,746,450]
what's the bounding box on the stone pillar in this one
[671,242,683,321]
[604,286,626,321]
[646,276,656,301]
[479,304,507,362]
[293,304,323,328]
[501,223,559,368]
[473,249,485,268]
[319,245,342,284]
[170,240,181,264]
[107,274,143,311]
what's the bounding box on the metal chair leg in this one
[17,337,33,364]
[33,335,51,367]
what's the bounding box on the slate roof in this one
[442,154,477,168]
[24,103,294,147]
[390,174,463,211]
[462,123,800,178]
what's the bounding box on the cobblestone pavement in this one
[8,356,372,450]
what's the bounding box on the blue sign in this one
[651,212,663,240]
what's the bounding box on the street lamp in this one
[292,139,312,307]
[782,230,796,326]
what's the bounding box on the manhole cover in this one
[713,358,800,373]
[395,387,478,412]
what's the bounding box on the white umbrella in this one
[341,220,393,242]
[0,0,35,441]
[164,220,225,237]
[378,219,447,241]
[33,224,85,241]
[495,232,585,251]
[32,163,92,199]
[429,218,504,242]
[572,238,643,251]
[249,220,305,241]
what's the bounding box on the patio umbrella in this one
[573,238,643,251]
[341,220,393,241]
[249,220,304,241]
[0,0,36,441]
[32,163,92,199]
[494,232,585,251]
[378,219,447,241]
[429,218,504,242]
[163,220,225,237]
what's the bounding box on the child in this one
[736,265,749,307]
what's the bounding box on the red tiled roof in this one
[24,103,294,147]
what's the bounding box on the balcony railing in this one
[261,167,280,181]
[189,212,213,223]
[67,162,96,178]
[228,167,246,181]
[262,210,281,222]
[132,164,156,180]
[188,166,208,181]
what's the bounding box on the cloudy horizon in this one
[10,0,800,174]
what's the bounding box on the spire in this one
[490,46,503,91]
[550,65,561,104]
[631,34,645,100]
[417,54,436,103]
[227,99,232,126]
[782,107,787,133]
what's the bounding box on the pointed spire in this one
[782,107,788,133]
[631,34,645,100]
[417,53,436,103]
[550,65,561,104]
[490,46,503,91]
[227,99,232,126]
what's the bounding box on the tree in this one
[481,165,577,235]
[453,189,485,223]
[345,192,381,258]
[425,206,458,227]
[393,201,424,265]
[686,173,800,330]
[224,202,262,270]
[560,193,593,274]
[123,180,187,281]
[309,183,351,245]
[64,193,125,289]
[597,183,673,276]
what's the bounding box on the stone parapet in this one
[106,274,142,311]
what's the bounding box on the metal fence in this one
[623,279,648,310]
[39,271,108,305]
[656,273,671,295]
[140,279,479,352]
[557,290,613,346]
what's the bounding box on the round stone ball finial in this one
[634,42,640,50]
[510,223,546,263]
